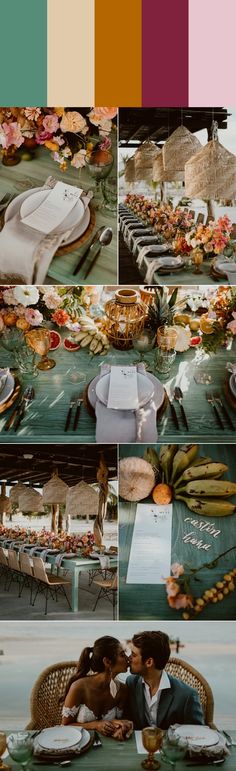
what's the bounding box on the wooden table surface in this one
[0,146,117,285]
[119,443,236,621]
[0,337,235,444]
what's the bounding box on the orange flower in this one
[51,309,70,327]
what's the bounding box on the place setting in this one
[0,107,117,285]
[0,284,235,443]
[119,107,236,286]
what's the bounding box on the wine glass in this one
[160,731,188,769]
[132,328,156,369]
[0,732,7,769]
[155,326,178,377]
[101,175,117,213]
[192,248,204,275]
[7,732,34,770]
[85,149,113,208]
[25,328,56,370]
[141,727,163,770]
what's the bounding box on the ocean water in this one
[0,621,236,729]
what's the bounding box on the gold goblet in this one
[25,328,56,370]
[192,247,204,274]
[141,727,163,770]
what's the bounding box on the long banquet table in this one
[0,147,117,285]
[0,538,117,613]
[5,732,236,771]
[0,335,235,444]
[119,443,236,621]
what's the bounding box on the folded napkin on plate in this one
[137,244,170,269]
[94,363,159,443]
[91,552,111,569]
[0,177,91,284]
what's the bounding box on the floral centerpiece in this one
[183,216,233,260]
[199,287,236,353]
[0,524,95,554]
[124,194,194,241]
[0,107,117,170]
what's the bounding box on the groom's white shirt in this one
[142,670,171,726]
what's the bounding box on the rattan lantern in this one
[163,125,202,172]
[139,287,156,310]
[124,155,136,185]
[65,481,99,519]
[135,141,160,183]
[18,486,44,513]
[185,139,236,200]
[9,482,27,505]
[42,471,68,505]
[105,289,146,350]
[153,151,184,183]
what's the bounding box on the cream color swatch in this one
[47,0,94,105]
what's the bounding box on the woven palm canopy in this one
[119,107,229,148]
[0,445,117,489]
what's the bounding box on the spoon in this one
[73,225,106,275]
[84,227,113,279]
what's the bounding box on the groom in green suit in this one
[126,631,204,729]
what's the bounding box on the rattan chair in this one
[31,557,71,616]
[19,552,35,604]
[0,546,10,588]
[92,571,118,619]
[166,657,214,726]
[27,656,214,731]
[6,548,21,593]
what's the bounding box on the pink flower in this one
[24,108,41,121]
[71,149,86,169]
[168,593,193,610]
[43,114,59,133]
[25,308,43,326]
[166,579,180,597]
[87,107,117,124]
[35,129,53,145]
[171,562,184,578]
[0,122,24,149]
[60,111,88,135]
[2,288,16,305]
[227,312,236,335]
[99,136,111,151]
[43,289,62,310]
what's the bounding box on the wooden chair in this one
[7,548,21,593]
[19,552,35,604]
[196,213,205,224]
[31,557,71,616]
[166,657,214,726]
[92,571,118,619]
[27,656,214,731]
[0,546,10,588]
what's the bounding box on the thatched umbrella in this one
[42,470,69,533]
[9,482,27,505]
[135,141,160,183]
[185,138,236,218]
[18,486,44,514]
[65,481,99,528]
[0,482,12,525]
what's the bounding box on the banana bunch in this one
[146,444,236,517]
[74,316,110,355]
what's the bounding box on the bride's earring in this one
[109,668,117,698]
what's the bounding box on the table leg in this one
[71,567,80,613]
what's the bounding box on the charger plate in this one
[85,375,168,421]
[37,726,82,750]
[174,725,219,748]
[34,728,93,760]
[223,378,236,412]
[0,378,20,413]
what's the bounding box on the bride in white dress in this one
[62,636,133,741]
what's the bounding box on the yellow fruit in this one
[16,318,30,331]
[152,483,173,505]
[189,318,200,332]
[199,314,215,334]
[173,313,190,326]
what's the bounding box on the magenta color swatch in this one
[142,0,188,106]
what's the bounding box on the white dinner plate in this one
[0,372,14,405]
[95,371,154,409]
[229,374,236,398]
[89,371,165,413]
[5,187,91,245]
[20,188,84,233]
[156,255,184,267]
[174,725,219,748]
[37,726,82,751]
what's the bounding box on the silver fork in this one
[64,393,80,432]
[206,392,224,430]
[213,392,235,431]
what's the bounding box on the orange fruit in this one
[152,483,173,505]
[16,318,30,331]
[173,313,190,326]
[4,312,17,327]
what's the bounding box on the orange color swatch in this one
[95,0,142,106]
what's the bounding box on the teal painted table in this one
[5,733,236,771]
[0,338,235,443]
[0,147,117,285]
[0,540,117,613]
[119,208,233,286]
[119,444,236,621]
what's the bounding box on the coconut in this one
[119,457,155,501]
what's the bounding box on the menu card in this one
[107,366,139,410]
[126,503,173,584]
[21,181,82,234]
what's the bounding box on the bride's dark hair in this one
[64,636,120,698]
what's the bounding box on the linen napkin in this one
[0,178,92,284]
[132,235,161,256]
[93,363,160,443]
[137,243,171,269]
